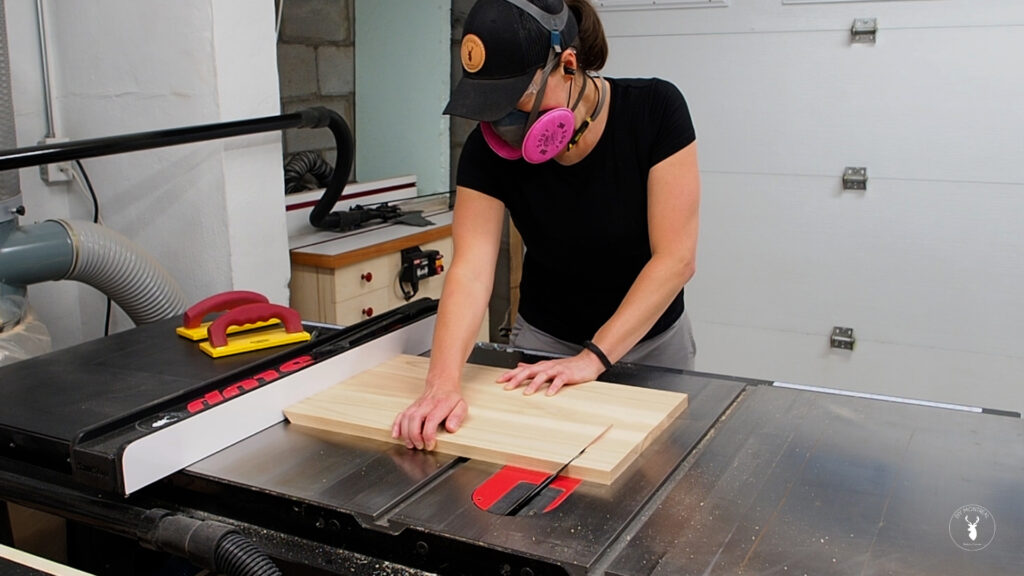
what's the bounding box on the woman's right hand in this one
[391,385,468,451]
[391,186,501,451]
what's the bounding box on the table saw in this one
[0,299,1020,576]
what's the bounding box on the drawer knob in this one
[362,307,374,318]
[360,272,373,283]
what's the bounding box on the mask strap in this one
[525,53,561,127]
[503,0,570,52]
[566,74,606,151]
[569,68,587,112]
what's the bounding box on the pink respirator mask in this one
[481,57,587,164]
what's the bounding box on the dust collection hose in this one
[283,150,334,195]
[59,219,186,323]
[0,459,283,575]
[140,510,282,576]
[302,108,353,229]
[0,219,185,324]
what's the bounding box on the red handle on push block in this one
[207,303,303,348]
[182,290,269,329]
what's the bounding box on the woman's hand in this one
[496,351,605,396]
[391,386,468,451]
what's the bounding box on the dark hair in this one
[566,0,608,72]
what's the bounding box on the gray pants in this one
[509,312,696,371]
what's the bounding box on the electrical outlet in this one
[37,137,71,184]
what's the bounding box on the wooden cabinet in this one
[289,225,489,341]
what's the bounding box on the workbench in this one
[0,301,1020,575]
[288,208,454,327]
[286,181,488,340]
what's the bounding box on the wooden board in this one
[284,354,688,484]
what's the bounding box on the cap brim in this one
[443,72,536,122]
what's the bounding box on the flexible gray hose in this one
[56,219,186,324]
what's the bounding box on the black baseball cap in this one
[443,0,579,122]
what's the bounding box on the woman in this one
[393,0,699,450]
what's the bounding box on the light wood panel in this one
[284,354,688,484]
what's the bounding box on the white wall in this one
[599,1,1024,412]
[6,0,288,350]
[354,0,450,194]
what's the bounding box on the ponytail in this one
[566,0,608,72]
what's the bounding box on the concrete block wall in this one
[277,0,354,167]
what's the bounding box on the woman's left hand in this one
[496,352,605,396]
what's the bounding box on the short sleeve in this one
[455,125,513,204]
[649,79,696,167]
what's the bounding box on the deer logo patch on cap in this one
[461,34,486,73]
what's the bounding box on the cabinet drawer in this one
[333,289,390,326]
[332,255,396,302]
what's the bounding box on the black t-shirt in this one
[458,77,697,345]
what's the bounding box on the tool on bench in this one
[176,290,278,341]
[197,302,311,358]
[399,247,445,301]
[176,290,311,357]
[325,202,435,232]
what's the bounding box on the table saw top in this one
[0,302,1020,575]
[172,345,1023,575]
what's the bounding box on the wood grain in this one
[284,354,687,484]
